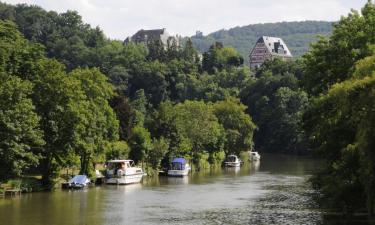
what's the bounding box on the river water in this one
[0,154,325,225]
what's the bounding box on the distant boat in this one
[224,155,242,167]
[168,158,191,177]
[105,160,144,185]
[62,175,90,189]
[249,151,261,161]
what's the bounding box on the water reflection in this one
[224,166,240,174]
[250,160,260,172]
[166,176,189,185]
[0,154,328,225]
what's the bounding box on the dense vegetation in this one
[0,2,260,187]
[302,1,375,216]
[191,21,333,63]
[1,0,375,218]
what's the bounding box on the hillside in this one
[190,21,333,63]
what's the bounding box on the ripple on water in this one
[147,174,322,225]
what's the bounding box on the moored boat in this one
[167,158,191,177]
[62,175,90,189]
[105,160,144,185]
[249,151,261,161]
[224,155,242,167]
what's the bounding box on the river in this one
[0,154,326,225]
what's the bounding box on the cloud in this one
[2,0,368,40]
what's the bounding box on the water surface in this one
[0,154,323,225]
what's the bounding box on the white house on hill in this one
[249,36,292,68]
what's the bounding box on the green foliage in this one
[110,93,135,141]
[106,141,130,160]
[19,177,44,192]
[0,74,44,181]
[130,89,148,126]
[241,59,309,154]
[305,72,375,214]
[148,138,169,169]
[300,1,375,215]
[202,42,244,73]
[0,3,106,71]
[128,126,152,164]
[302,1,375,95]
[0,20,119,186]
[69,68,119,175]
[31,59,86,186]
[213,98,256,156]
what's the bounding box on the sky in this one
[2,0,369,40]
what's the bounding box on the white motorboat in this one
[105,160,144,185]
[224,155,242,167]
[249,151,261,161]
[168,158,191,177]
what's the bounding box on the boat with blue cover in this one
[62,175,90,189]
[167,158,191,177]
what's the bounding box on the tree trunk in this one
[79,152,91,176]
[41,155,54,189]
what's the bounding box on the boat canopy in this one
[69,175,89,185]
[172,158,186,164]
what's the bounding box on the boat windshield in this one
[107,161,132,170]
[171,162,185,170]
[227,156,237,162]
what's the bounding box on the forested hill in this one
[191,21,333,62]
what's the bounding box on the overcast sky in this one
[2,0,368,40]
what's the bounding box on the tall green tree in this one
[69,68,119,175]
[213,98,256,156]
[0,74,44,181]
[302,1,375,95]
[128,126,152,165]
[241,59,309,154]
[174,101,225,167]
[32,60,84,187]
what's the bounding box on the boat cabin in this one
[171,158,188,170]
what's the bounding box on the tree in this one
[203,42,244,73]
[31,59,88,187]
[305,50,375,215]
[106,141,130,161]
[241,60,309,154]
[69,68,119,175]
[128,126,152,165]
[110,93,135,141]
[213,98,256,156]
[302,1,375,95]
[0,74,44,181]
[148,138,169,169]
[174,101,225,167]
[130,89,147,126]
[147,40,166,62]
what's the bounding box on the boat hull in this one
[224,162,241,167]
[250,156,261,161]
[106,173,143,185]
[167,169,190,177]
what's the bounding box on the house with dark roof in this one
[249,36,293,68]
[124,28,179,47]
